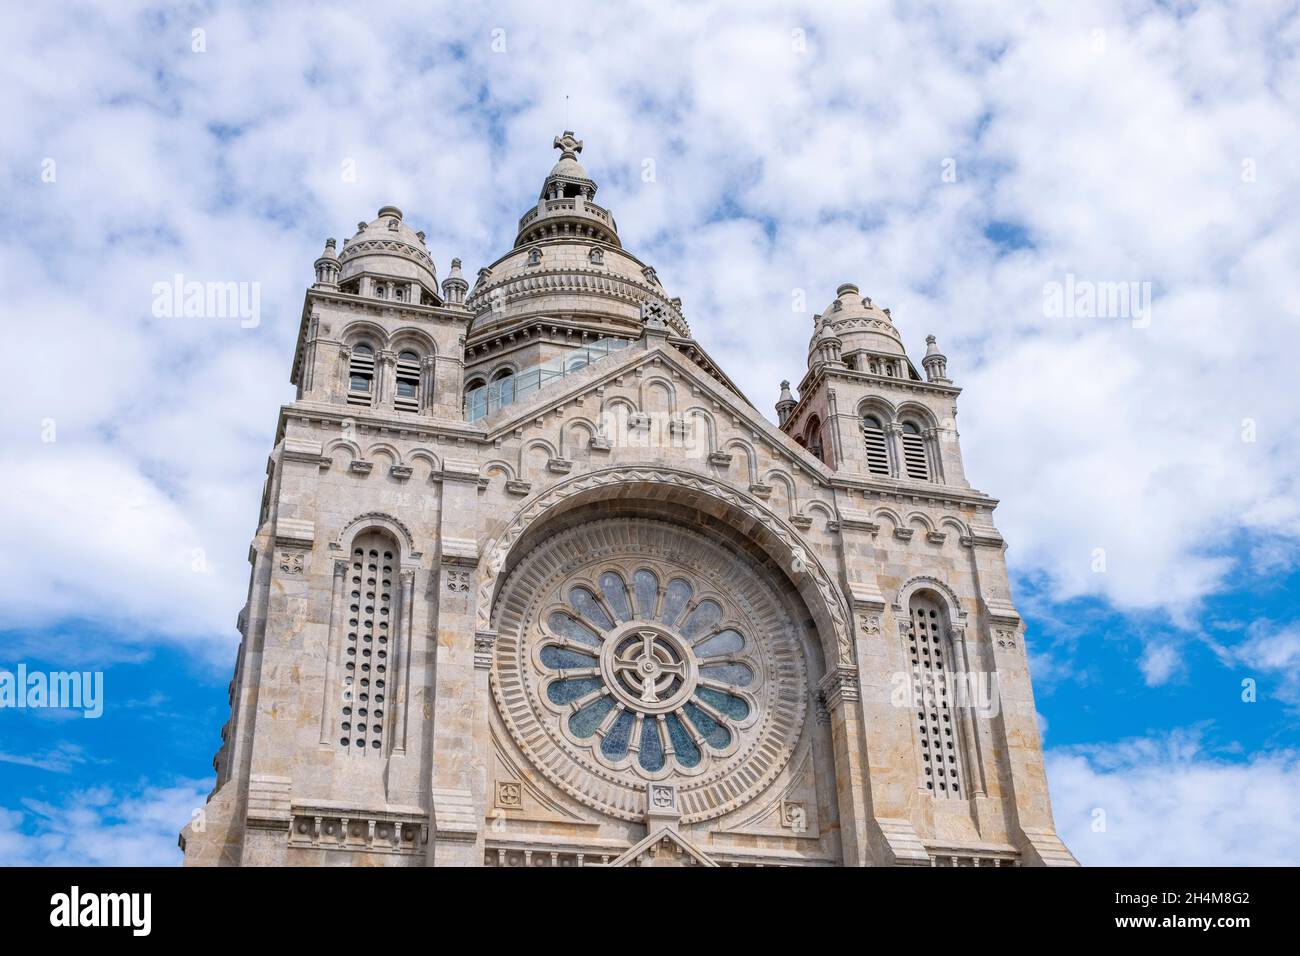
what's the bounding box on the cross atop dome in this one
[553,130,583,158]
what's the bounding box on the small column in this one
[390,569,416,755]
[377,349,397,408]
[885,422,904,478]
[420,356,437,413]
[317,558,349,746]
[950,624,987,797]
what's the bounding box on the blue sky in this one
[2,0,1299,864]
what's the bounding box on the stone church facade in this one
[180,132,1076,867]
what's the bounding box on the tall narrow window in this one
[909,595,962,796]
[341,533,395,753]
[348,343,375,407]
[464,377,487,420]
[900,422,930,480]
[395,350,420,412]
[805,416,824,463]
[492,367,515,407]
[861,415,890,475]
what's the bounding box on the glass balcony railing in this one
[464,337,631,422]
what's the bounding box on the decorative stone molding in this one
[439,458,481,483]
[348,459,374,475]
[996,628,1018,649]
[495,780,522,809]
[389,464,413,480]
[473,467,855,676]
[835,508,880,533]
[246,775,292,825]
[334,511,417,556]
[547,457,573,474]
[440,536,479,567]
[288,805,428,856]
[278,551,306,575]
[505,479,533,496]
[274,517,315,549]
[894,574,968,626]
[610,828,716,867]
[893,527,914,541]
[474,629,497,669]
[872,817,932,866]
[781,800,808,833]
[444,569,471,593]
[282,437,326,466]
[835,624,857,665]
[646,783,681,832]
[748,482,772,498]
[818,665,860,709]
[790,513,813,530]
[431,788,478,841]
[706,451,733,467]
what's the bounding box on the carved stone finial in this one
[553,130,584,157]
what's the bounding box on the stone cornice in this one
[275,401,486,446]
[305,286,472,324]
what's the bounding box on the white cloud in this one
[1211,620,1300,706]
[1048,732,1300,866]
[0,779,208,866]
[1139,642,1185,687]
[1,0,1297,660]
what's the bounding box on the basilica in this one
[180,132,1076,867]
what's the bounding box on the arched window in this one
[804,416,824,463]
[464,377,488,420]
[347,343,375,408]
[908,593,963,796]
[340,532,397,754]
[395,350,421,412]
[861,414,890,476]
[900,421,931,480]
[491,367,516,406]
[375,284,386,299]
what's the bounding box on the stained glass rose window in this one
[491,519,809,824]
[538,570,758,774]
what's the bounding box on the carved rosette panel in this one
[491,519,808,823]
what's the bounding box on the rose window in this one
[491,519,809,823]
[538,570,757,774]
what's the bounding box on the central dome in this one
[466,131,690,340]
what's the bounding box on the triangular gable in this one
[608,827,718,867]
[477,336,832,482]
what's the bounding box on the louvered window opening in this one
[395,350,421,412]
[861,416,890,475]
[348,344,375,408]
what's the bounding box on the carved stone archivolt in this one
[491,518,809,824]
[474,466,855,672]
